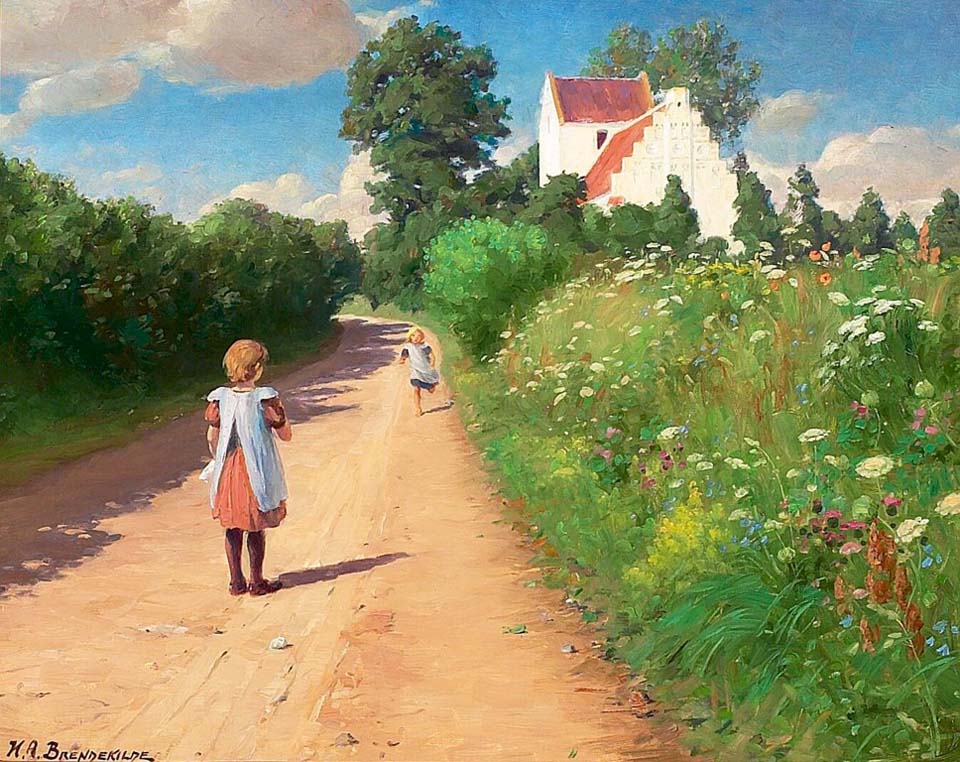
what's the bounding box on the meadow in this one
[444,244,960,760]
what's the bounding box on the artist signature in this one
[4,741,155,762]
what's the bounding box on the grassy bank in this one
[404,252,960,761]
[0,324,342,490]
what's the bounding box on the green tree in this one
[822,209,846,248]
[583,20,762,146]
[340,16,510,222]
[928,188,960,256]
[648,174,700,252]
[732,165,782,254]
[424,218,569,357]
[839,188,892,255]
[892,211,919,251]
[780,164,824,256]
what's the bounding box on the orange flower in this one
[894,565,913,611]
[769,280,781,292]
[817,272,832,286]
[860,617,878,654]
[720,291,729,300]
[809,250,822,262]
[822,241,832,252]
[852,246,862,260]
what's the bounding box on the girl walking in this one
[399,327,440,417]
[203,339,291,596]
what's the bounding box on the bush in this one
[423,218,569,358]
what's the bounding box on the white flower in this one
[553,392,567,405]
[670,295,683,305]
[735,487,750,500]
[525,380,539,389]
[895,517,929,544]
[827,292,851,307]
[788,277,799,288]
[872,299,902,316]
[777,547,796,562]
[744,437,760,448]
[740,299,755,310]
[750,329,772,344]
[838,315,869,341]
[500,330,513,339]
[572,321,586,329]
[821,340,841,356]
[786,468,803,479]
[865,331,886,346]
[909,298,926,308]
[871,284,888,293]
[919,320,940,332]
[724,457,750,470]
[798,428,830,443]
[579,387,595,398]
[657,426,683,441]
[695,460,714,471]
[855,296,877,307]
[620,374,631,385]
[589,362,605,373]
[687,452,705,463]
[653,298,670,310]
[765,268,787,280]
[935,493,960,517]
[628,325,644,336]
[855,455,895,479]
[728,509,750,522]
[764,519,785,530]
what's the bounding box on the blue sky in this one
[2,0,959,221]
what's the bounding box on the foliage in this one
[423,218,570,357]
[449,244,960,761]
[340,16,510,222]
[781,163,825,256]
[649,174,700,253]
[583,19,762,146]
[0,154,360,395]
[893,211,920,251]
[928,188,960,258]
[841,187,893,256]
[732,166,782,255]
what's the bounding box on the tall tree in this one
[340,16,510,223]
[732,162,782,254]
[780,164,824,256]
[928,188,960,257]
[582,19,762,146]
[648,174,700,252]
[892,211,919,251]
[841,188,893,255]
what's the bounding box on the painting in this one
[2,1,960,760]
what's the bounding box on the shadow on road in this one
[0,316,410,597]
[279,552,410,590]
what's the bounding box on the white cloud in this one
[492,127,535,166]
[100,163,164,186]
[752,90,831,136]
[299,151,386,238]
[748,124,960,221]
[200,152,385,238]
[1,61,142,138]
[356,0,434,39]
[2,0,364,133]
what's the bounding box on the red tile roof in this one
[583,114,655,200]
[550,72,654,124]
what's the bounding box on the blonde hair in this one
[223,339,269,383]
[407,326,425,342]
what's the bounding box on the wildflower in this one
[925,425,940,435]
[723,457,750,470]
[840,614,853,628]
[865,331,885,346]
[855,296,877,307]
[798,428,830,443]
[619,374,631,385]
[914,379,935,398]
[933,620,947,634]
[860,617,879,654]
[918,320,939,331]
[894,565,912,609]
[850,401,869,418]
[872,299,903,316]
[749,329,772,344]
[827,291,850,307]
[817,272,832,287]
[821,340,841,356]
[866,571,892,604]
[589,362,605,373]
[777,547,796,562]
[605,427,621,439]
[935,493,960,516]
[579,387,595,398]
[867,523,897,574]
[769,279,781,292]
[895,517,929,544]
[937,643,951,657]
[553,392,567,405]
[852,588,869,599]
[735,487,749,500]
[839,541,862,555]
[500,330,513,339]
[838,315,870,341]
[657,426,683,441]
[766,268,787,280]
[856,456,895,479]
[695,461,714,471]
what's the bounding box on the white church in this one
[538,71,738,240]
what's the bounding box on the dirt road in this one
[0,317,694,762]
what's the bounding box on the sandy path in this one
[0,317,695,762]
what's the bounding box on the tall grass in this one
[451,247,960,760]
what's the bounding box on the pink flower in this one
[641,477,656,490]
[882,495,902,508]
[911,420,922,431]
[850,401,869,418]
[593,447,613,463]
[852,588,869,599]
[839,541,862,555]
[841,520,867,530]
[915,408,927,418]
[925,425,940,435]
[823,509,843,520]
[605,427,622,439]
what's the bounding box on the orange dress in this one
[204,398,288,531]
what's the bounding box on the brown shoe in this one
[249,579,283,596]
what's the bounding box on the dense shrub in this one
[423,218,569,358]
[0,154,361,383]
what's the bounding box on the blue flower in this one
[922,556,934,569]
[926,636,936,647]
[791,339,800,348]
[840,615,853,628]
[923,544,934,553]
[740,517,752,527]
[952,625,960,635]
[934,621,948,634]
[761,535,769,545]
[740,536,751,547]
[796,383,809,394]
[730,314,739,325]
[937,644,950,657]
[937,554,944,564]
[719,544,727,553]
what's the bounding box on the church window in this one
[596,130,608,149]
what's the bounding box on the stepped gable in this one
[583,114,655,200]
